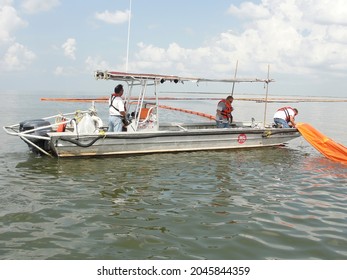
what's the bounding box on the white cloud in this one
[299,0,347,25]
[85,56,111,71]
[1,42,36,71]
[129,42,213,75]
[128,0,347,79]
[95,9,130,25]
[53,65,78,76]
[0,2,35,72]
[54,66,64,76]
[0,0,14,6]
[21,0,60,14]
[62,38,76,60]
[0,4,27,44]
[227,1,270,19]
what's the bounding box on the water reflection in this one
[301,156,347,179]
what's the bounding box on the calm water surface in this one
[0,92,346,260]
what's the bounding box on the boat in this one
[3,70,301,158]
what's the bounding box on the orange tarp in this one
[296,123,347,165]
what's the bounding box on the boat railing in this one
[3,109,99,157]
[3,122,56,157]
[3,109,91,136]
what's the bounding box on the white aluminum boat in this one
[3,71,300,158]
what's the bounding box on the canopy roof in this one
[94,70,273,84]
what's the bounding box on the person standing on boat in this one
[108,84,126,132]
[273,107,298,128]
[216,96,234,128]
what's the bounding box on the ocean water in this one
[0,91,346,260]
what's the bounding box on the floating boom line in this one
[296,123,347,165]
[40,97,347,103]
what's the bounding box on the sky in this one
[1,0,347,97]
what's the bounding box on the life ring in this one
[91,116,103,129]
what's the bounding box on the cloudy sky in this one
[1,0,347,97]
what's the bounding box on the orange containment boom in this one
[296,123,347,165]
[159,105,216,120]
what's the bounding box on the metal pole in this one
[231,60,238,96]
[263,64,270,128]
[20,136,53,158]
[125,0,132,72]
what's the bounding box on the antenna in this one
[125,0,132,72]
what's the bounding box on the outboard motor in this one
[19,119,52,154]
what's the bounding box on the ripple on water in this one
[0,146,346,259]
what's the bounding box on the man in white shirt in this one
[108,84,126,132]
[273,107,298,128]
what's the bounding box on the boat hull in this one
[49,125,300,157]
